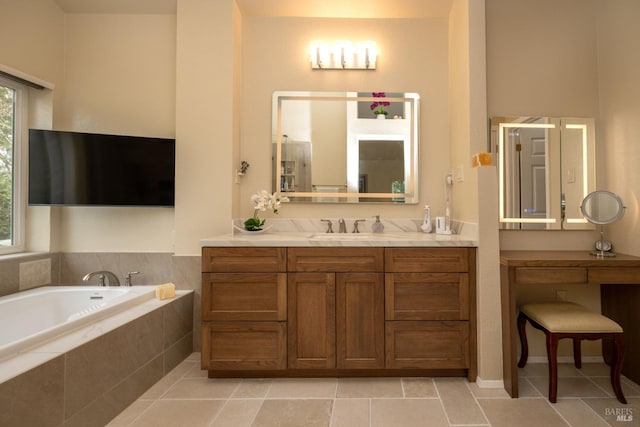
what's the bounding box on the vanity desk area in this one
[200,231,477,381]
[500,250,640,398]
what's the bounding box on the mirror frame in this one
[491,116,596,229]
[581,190,625,225]
[272,91,420,203]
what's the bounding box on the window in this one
[0,76,27,254]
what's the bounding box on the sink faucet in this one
[338,218,347,233]
[82,270,121,287]
[353,219,366,233]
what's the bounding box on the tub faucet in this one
[82,271,121,287]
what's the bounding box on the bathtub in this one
[0,285,156,360]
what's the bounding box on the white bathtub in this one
[0,286,156,360]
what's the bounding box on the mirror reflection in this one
[491,116,596,229]
[581,191,625,257]
[272,91,419,203]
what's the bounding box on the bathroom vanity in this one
[200,233,477,380]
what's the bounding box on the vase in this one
[376,114,386,120]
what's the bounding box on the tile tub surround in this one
[110,355,640,427]
[0,290,193,427]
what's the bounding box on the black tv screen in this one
[29,129,175,206]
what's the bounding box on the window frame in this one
[0,76,28,255]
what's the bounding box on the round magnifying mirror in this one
[580,191,624,257]
[580,191,625,225]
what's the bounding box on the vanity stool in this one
[517,302,626,404]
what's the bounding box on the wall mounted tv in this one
[29,129,175,206]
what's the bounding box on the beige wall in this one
[596,0,640,258]
[239,16,451,222]
[487,0,601,252]
[55,13,177,252]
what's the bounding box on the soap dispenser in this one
[372,215,384,233]
[421,205,432,233]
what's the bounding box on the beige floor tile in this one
[184,363,209,378]
[623,378,640,397]
[552,399,609,427]
[106,400,154,426]
[330,399,369,427]
[467,382,511,398]
[582,397,640,426]
[478,398,569,427]
[231,379,272,399]
[519,362,582,378]
[402,377,437,397]
[211,399,262,427]
[251,399,333,427]
[337,377,403,398]
[528,376,609,399]
[266,378,337,398]
[578,363,611,376]
[435,377,487,425]
[371,398,449,427]
[138,361,197,400]
[162,377,240,399]
[131,400,224,427]
[517,377,544,397]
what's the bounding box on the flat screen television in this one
[29,129,175,206]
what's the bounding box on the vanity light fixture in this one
[309,40,377,70]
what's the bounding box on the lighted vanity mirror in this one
[272,91,419,203]
[490,116,596,230]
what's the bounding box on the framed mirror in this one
[490,116,596,230]
[272,91,420,203]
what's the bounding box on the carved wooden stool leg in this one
[611,334,627,404]
[546,332,559,403]
[517,312,529,368]
[573,339,582,369]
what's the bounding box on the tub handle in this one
[124,271,140,287]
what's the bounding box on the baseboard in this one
[476,377,505,389]
[527,356,604,364]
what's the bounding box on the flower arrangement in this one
[370,92,390,116]
[244,190,290,231]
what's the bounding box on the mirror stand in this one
[594,225,615,258]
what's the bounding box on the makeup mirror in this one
[581,190,625,257]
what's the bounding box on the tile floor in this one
[108,353,640,427]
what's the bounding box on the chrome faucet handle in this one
[320,219,334,233]
[338,218,347,233]
[352,219,366,233]
[124,271,139,287]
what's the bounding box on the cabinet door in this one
[385,321,469,369]
[336,273,384,369]
[202,321,286,370]
[385,273,469,320]
[202,273,286,321]
[288,273,336,368]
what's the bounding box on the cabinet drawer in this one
[202,247,286,273]
[202,273,286,321]
[385,248,470,272]
[386,273,469,320]
[515,267,586,284]
[385,321,469,369]
[202,321,286,370]
[288,247,384,272]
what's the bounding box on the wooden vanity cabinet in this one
[288,248,385,370]
[385,248,476,379]
[201,245,475,379]
[201,247,287,370]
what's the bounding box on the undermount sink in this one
[308,233,378,240]
[308,233,407,240]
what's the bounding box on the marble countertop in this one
[200,231,477,247]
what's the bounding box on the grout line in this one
[463,379,491,426]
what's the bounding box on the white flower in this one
[250,190,289,214]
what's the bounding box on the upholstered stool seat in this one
[517,302,626,404]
